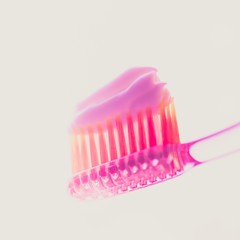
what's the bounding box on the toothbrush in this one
[68,67,240,200]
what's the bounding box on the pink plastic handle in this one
[189,122,240,163]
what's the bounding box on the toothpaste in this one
[72,67,171,131]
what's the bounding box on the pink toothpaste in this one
[69,67,240,200]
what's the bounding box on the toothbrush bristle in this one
[69,97,187,199]
[171,101,180,143]
[106,119,118,160]
[88,126,99,167]
[160,101,169,144]
[71,133,81,174]
[146,107,157,147]
[137,110,147,150]
[97,123,109,164]
[79,128,90,171]
[127,112,137,154]
[116,115,128,157]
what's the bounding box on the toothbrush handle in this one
[189,122,240,162]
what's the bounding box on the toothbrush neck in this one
[189,122,240,163]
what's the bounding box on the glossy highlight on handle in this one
[189,122,240,163]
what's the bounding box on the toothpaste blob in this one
[72,67,171,131]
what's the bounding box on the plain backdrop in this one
[0,0,240,239]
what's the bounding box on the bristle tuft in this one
[127,112,137,153]
[71,133,81,174]
[160,102,169,144]
[97,124,109,163]
[88,126,99,167]
[137,110,147,150]
[116,115,127,157]
[146,107,157,147]
[106,119,118,160]
[79,128,90,170]
[170,100,180,143]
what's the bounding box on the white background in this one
[1,0,240,239]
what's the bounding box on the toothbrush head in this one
[68,67,194,200]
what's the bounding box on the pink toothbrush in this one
[68,67,240,200]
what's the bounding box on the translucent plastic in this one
[68,122,240,200]
[68,143,197,200]
[190,122,240,162]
